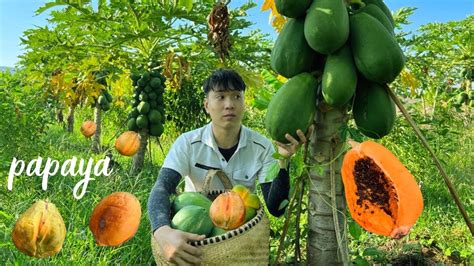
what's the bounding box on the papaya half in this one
[341,140,423,239]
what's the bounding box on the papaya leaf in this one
[264,161,280,182]
[348,220,362,240]
[362,247,381,257]
[278,199,289,211]
[35,1,68,15]
[0,210,13,220]
[353,256,370,266]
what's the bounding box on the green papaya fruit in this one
[150,78,162,89]
[275,0,312,18]
[144,85,153,93]
[149,123,164,137]
[304,0,349,54]
[322,44,357,107]
[150,70,161,78]
[130,107,139,118]
[100,101,111,111]
[149,109,162,124]
[469,99,474,107]
[468,90,474,100]
[361,4,394,35]
[127,118,138,131]
[362,0,394,27]
[271,18,323,78]
[148,92,157,100]
[98,95,108,105]
[131,98,139,107]
[350,12,405,84]
[157,94,164,105]
[265,73,317,143]
[104,91,113,102]
[137,101,150,114]
[136,115,149,129]
[130,73,141,82]
[141,72,151,82]
[137,78,148,88]
[150,101,158,109]
[139,92,149,101]
[353,79,396,139]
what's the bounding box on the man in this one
[147,68,312,265]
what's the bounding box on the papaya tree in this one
[32,0,272,173]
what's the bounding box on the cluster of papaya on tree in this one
[93,71,113,111]
[450,67,474,108]
[267,0,403,140]
[128,61,166,137]
[267,0,424,239]
[170,185,260,238]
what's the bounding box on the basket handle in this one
[201,169,233,195]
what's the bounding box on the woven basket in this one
[151,170,270,265]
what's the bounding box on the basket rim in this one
[189,206,266,247]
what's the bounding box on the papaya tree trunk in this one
[307,107,349,265]
[67,104,76,133]
[130,129,149,175]
[91,103,101,153]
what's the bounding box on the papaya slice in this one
[341,140,423,239]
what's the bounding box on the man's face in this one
[204,88,245,130]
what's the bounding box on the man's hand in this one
[274,125,314,160]
[153,225,206,265]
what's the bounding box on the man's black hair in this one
[203,68,246,95]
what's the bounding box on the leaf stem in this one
[386,85,474,236]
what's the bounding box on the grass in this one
[1,107,473,264]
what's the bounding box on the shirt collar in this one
[201,122,249,151]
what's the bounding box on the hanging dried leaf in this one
[208,1,231,62]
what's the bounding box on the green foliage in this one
[0,70,55,163]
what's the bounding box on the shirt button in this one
[221,158,225,161]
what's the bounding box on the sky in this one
[0,0,473,67]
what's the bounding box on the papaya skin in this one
[271,18,323,78]
[12,200,67,258]
[362,0,395,26]
[350,12,405,84]
[353,79,396,139]
[322,44,357,107]
[265,72,317,143]
[275,0,312,18]
[304,0,349,54]
[361,4,394,35]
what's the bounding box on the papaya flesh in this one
[275,0,312,18]
[271,18,324,78]
[341,140,423,239]
[265,72,317,143]
[350,12,405,84]
[322,44,357,107]
[353,79,396,139]
[304,0,349,54]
